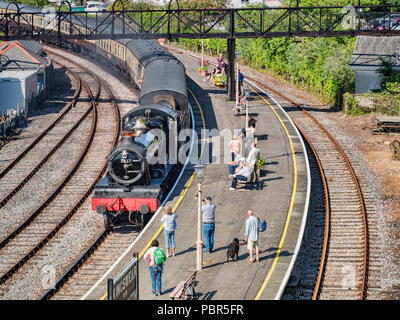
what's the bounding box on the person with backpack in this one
[244,209,261,263]
[144,239,166,296]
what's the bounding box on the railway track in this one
[33,48,205,300]
[0,64,92,241]
[248,79,374,299]
[0,67,82,176]
[0,66,89,210]
[0,49,121,299]
[40,227,138,300]
[176,47,379,299]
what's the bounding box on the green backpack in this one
[154,248,167,265]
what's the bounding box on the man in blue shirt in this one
[245,209,260,262]
[202,197,216,254]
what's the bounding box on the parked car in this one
[368,13,400,30]
[101,3,110,11]
[85,1,105,13]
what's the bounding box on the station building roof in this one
[0,40,49,71]
[0,69,37,80]
[350,36,400,68]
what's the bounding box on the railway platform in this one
[83,52,310,301]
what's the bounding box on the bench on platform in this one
[169,270,197,300]
[236,175,251,188]
[236,167,261,190]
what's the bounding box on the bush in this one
[213,74,227,86]
[344,93,365,116]
[344,92,400,116]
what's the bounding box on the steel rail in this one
[0,60,94,210]
[0,66,82,181]
[244,76,369,300]
[38,49,203,301]
[35,48,122,301]
[0,61,96,250]
[292,121,330,300]
[0,55,100,286]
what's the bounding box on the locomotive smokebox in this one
[107,132,148,185]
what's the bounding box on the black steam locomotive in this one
[91,40,190,229]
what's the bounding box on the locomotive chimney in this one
[121,131,135,145]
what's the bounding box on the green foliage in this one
[385,82,400,95]
[256,155,265,169]
[179,35,355,107]
[344,92,365,116]
[170,0,230,10]
[377,58,400,95]
[281,0,399,6]
[111,0,160,11]
[5,0,50,7]
[212,74,227,85]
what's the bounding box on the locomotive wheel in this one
[128,211,145,230]
[103,214,112,230]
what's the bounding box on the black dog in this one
[226,238,240,262]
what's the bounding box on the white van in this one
[85,1,105,13]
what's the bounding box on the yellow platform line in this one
[178,49,298,300]
[247,85,298,300]
[100,87,206,300]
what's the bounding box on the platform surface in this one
[83,52,309,301]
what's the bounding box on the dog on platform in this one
[226,238,240,262]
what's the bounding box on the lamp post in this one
[244,86,250,131]
[194,161,206,271]
[201,39,204,69]
[235,50,240,107]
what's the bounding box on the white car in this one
[85,2,105,13]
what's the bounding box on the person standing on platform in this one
[238,70,244,97]
[247,142,261,183]
[144,239,165,296]
[202,197,216,254]
[161,206,178,257]
[244,209,260,263]
[228,135,241,161]
[245,124,256,157]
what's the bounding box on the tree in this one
[110,0,160,11]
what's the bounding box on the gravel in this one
[0,47,138,300]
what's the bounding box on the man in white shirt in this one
[229,163,253,190]
[244,209,260,263]
[246,143,261,183]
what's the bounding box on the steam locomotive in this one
[91,40,190,229]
